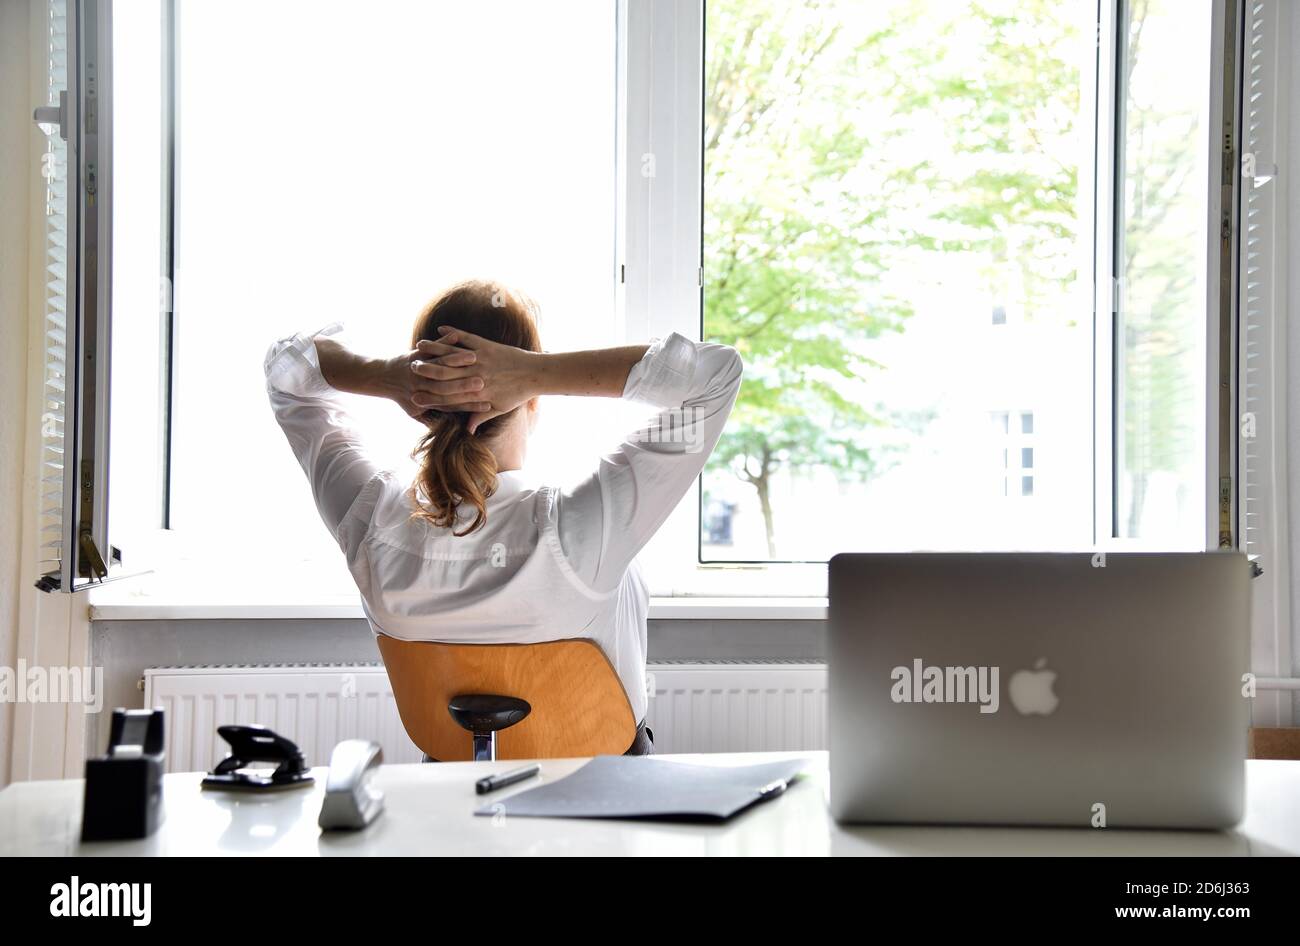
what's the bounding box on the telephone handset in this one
[318,739,385,830]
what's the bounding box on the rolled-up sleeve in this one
[557,332,744,592]
[622,332,698,407]
[264,321,343,398]
[264,322,386,556]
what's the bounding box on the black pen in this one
[476,764,541,795]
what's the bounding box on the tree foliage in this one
[704,0,1082,556]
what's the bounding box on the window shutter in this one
[36,0,72,587]
[1237,0,1283,568]
[1236,0,1293,725]
[32,0,116,592]
[1237,0,1279,569]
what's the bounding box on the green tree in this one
[704,0,1081,558]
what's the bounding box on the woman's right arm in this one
[415,328,744,591]
[556,334,743,591]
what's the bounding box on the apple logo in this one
[1009,658,1059,716]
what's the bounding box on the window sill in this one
[86,584,828,622]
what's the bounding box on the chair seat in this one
[447,694,531,734]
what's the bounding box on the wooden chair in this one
[376,636,637,761]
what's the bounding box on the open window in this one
[32,0,172,594]
[38,0,1256,603]
[626,0,1244,595]
[32,1,620,597]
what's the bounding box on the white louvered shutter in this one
[1237,0,1291,724]
[36,0,73,587]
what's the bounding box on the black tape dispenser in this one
[81,708,167,841]
[201,724,314,792]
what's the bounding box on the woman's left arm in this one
[264,323,486,546]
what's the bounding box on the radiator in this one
[144,665,421,773]
[144,661,829,772]
[646,661,829,754]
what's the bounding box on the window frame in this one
[35,0,118,594]
[156,0,621,589]
[624,0,1240,593]
[1098,0,1238,554]
[72,0,1247,604]
[34,0,179,595]
[1235,0,1292,729]
[619,0,838,596]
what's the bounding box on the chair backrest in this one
[376,636,637,761]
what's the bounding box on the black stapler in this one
[201,724,314,792]
[81,708,166,841]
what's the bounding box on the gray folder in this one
[474,755,811,821]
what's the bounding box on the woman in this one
[264,280,743,754]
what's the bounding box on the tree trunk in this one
[754,473,776,559]
[1126,471,1147,538]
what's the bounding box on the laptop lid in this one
[828,552,1250,828]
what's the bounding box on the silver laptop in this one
[828,552,1251,829]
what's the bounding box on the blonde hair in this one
[407,280,541,536]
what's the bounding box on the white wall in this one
[0,0,35,788]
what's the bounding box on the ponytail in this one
[406,279,542,536]
[409,412,501,536]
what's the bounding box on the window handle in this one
[33,90,69,141]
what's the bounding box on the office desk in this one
[1,753,1297,856]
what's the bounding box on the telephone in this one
[318,739,385,830]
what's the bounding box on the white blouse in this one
[264,325,743,725]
